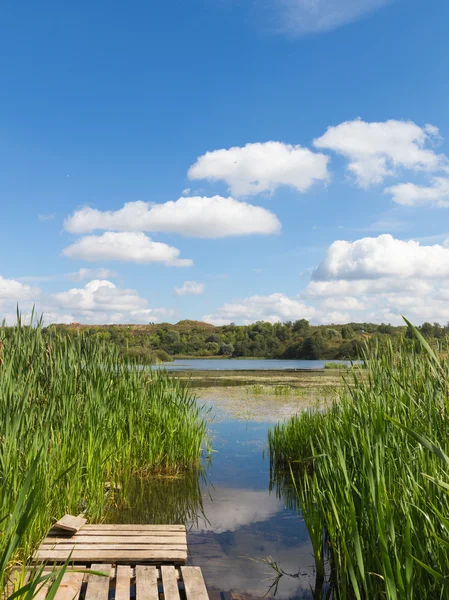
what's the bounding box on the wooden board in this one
[35,523,188,565]
[31,568,54,600]
[23,565,210,600]
[84,564,111,600]
[81,524,185,531]
[135,566,159,600]
[53,570,84,600]
[161,566,180,600]
[115,565,131,600]
[33,549,187,563]
[52,515,87,534]
[39,544,187,551]
[43,535,187,544]
[181,566,210,600]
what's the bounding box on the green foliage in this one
[341,325,355,339]
[269,323,449,598]
[0,317,207,577]
[219,342,234,355]
[47,318,449,361]
[323,328,342,339]
[301,333,326,359]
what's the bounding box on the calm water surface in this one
[160,358,348,370]
[110,396,322,599]
[188,412,318,598]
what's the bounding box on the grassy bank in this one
[269,324,449,598]
[0,317,207,585]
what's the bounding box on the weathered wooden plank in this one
[29,568,53,600]
[181,567,209,600]
[84,564,111,600]
[81,524,185,531]
[43,535,187,545]
[115,566,131,600]
[135,566,159,600]
[53,570,85,600]
[34,549,187,562]
[161,566,180,600]
[53,515,87,534]
[40,544,187,551]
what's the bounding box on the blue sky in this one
[2,0,449,326]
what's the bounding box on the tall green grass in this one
[269,322,449,598]
[0,316,208,579]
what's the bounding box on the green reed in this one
[0,316,208,579]
[269,321,449,599]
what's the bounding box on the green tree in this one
[420,322,434,338]
[302,333,326,359]
[219,343,234,356]
[341,325,355,340]
[292,319,310,335]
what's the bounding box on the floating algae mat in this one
[195,385,334,422]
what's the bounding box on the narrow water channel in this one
[109,392,322,599]
[188,407,317,599]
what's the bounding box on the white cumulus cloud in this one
[203,234,449,327]
[188,142,329,196]
[0,276,174,326]
[312,234,449,281]
[175,281,205,296]
[62,232,193,267]
[314,119,447,188]
[204,293,316,325]
[54,280,148,312]
[385,177,449,207]
[0,276,39,303]
[64,197,281,238]
[301,234,449,326]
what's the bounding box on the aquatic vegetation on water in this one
[269,322,449,599]
[0,316,208,580]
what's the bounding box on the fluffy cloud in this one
[0,275,174,326]
[204,234,449,327]
[305,277,433,298]
[194,487,282,534]
[0,276,38,303]
[302,234,449,325]
[312,234,449,280]
[64,197,281,238]
[314,119,447,187]
[271,0,393,36]
[54,280,148,312]
[188,142,329,196]
[175,281,205,296]
[204,293,317,325]
[62,232,193,267]
[385,177,449,207]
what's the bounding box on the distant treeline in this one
[44,319,449,362]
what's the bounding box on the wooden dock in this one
[32,565,209,600]
[29,517,210,599]
[34,524,188,565]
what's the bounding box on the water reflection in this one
[106,468,205,526]
[109,405,320,598]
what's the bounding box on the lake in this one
[160,358,349,370]
[108,391,329,598]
